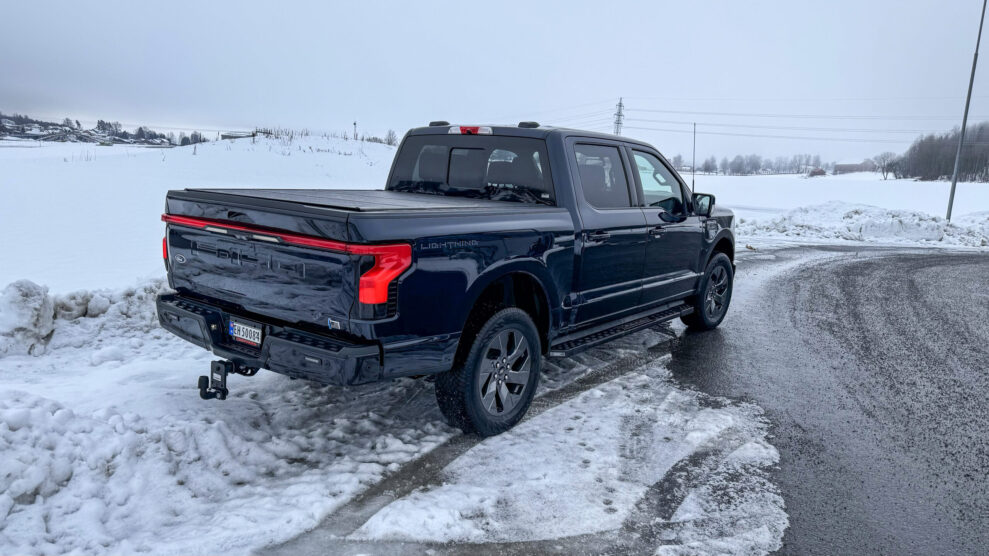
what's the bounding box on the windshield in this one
[387,135,555,205]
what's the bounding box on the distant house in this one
[833,159,877,174]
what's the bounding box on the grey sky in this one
[2,0,987,162]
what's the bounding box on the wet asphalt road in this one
[671,246,989,555]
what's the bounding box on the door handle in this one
[587,230,611,240]
[649,226,665,237]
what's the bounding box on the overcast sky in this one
[3,0,988,162]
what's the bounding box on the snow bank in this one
[0,279,164,358]
[0,278,455,555]
[737,201,989,247]
[0,281,55,356]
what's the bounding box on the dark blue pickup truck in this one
[157,123,735,435]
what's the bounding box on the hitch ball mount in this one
[199,360,260,400]
[199,360,232,400]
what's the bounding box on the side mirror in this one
[692,193,715,217]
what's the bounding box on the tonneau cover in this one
[187,188,537,212]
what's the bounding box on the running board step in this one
[548,304,692,358]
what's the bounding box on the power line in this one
[625,107,989,121]
[549,118,613,128]
[622,125,915,144]
[549,112,614,124]
[484,99,613,123]
[622,94,989,103]
[624,117,946,135]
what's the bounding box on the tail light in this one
[162,236,168,260]
[161,214,411,305]
[351,244,412,304]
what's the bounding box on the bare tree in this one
[385,129,398,146]
[873,151,897,180]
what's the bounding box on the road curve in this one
[671,246,989,555]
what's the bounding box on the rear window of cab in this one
[387,135,555,205]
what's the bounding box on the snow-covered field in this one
[2,136,988,555]
[2,139,987,294]
[0,137,392,292]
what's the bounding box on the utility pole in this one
[947,0,987,221]
[613,98,624,136]
[692,122,696,191]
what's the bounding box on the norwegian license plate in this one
[228,319,262,346]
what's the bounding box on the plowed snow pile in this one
[0,279,454,555]
[737,201,989,247]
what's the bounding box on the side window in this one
[574,144,631,208]
[632,151,684,213]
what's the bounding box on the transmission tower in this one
[613,97,625,135]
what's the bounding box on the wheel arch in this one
[710,231,735,265]
[454,263,557,366]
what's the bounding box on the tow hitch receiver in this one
[199,360,231,400]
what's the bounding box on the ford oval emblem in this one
[174,254,187,264]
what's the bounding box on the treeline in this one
[95,119,207,145]
[890,122,989,181]
[0,111,208,146]
[670,153,825,175]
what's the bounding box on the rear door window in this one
[574,144,632,208]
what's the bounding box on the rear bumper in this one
[156,293,382,385]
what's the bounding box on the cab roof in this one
[406,123,657,150]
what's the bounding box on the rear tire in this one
[681,253,733,330]
[435,308,541,437]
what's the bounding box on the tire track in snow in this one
[262,325,785,556]
[261,328,678,554]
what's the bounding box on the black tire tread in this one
[681,253,733,331]
[435,307,541,436]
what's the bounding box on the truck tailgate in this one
[163,190,360,330]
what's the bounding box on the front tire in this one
[435,308,541,437]
[681,253,734,330]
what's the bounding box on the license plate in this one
[229,320,262,346]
